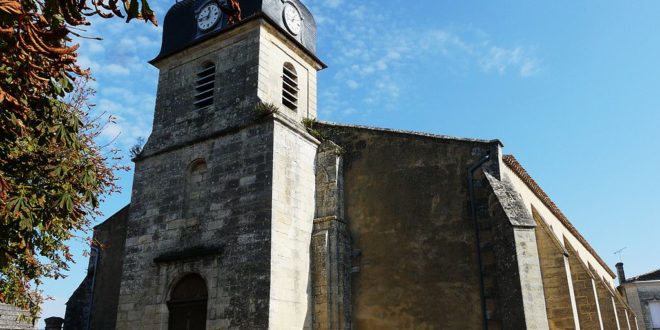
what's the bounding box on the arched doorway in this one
[167,274,208,330]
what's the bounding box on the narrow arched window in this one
[168,274,208,330]
[185,159,208,216]
[194,62,215,109]
[187,160,207,200]
[282,62,298,111]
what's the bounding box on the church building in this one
[65,0,639,329]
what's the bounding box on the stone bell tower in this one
[114,0,325,328]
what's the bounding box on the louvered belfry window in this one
[282,62,298,111]
[194,62,215,109]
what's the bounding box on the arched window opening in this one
[187,160,208,200]
[168,274,208,330]
[194,62,215,109]
[185,159,208,217]
[282,62,298,111]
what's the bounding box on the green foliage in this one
[0,0,157,316]
[301,117,316,128]
[302,117,326,141]
[254,101,280,117]
[129,137,145,159]
[0,77,128,320]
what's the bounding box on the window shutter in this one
[194,62,216,109]
[282,63,298,111]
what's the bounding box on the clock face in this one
[197,2,221,31]
[283,3,302,36]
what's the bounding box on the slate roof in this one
[152,0,320,63]
[628,269,660,282]
[318,121,503,146]
[503,155,616,278]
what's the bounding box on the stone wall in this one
[64,205,129,330]
[484,171,549,330]
[565,239,605,330]
[268,118,319,328]
[0,304,35,329]
[65,274,92,330]
[622,281,660,330]
[533,210,579,329]
[614,298,631,330]
[311,141,351,329]
[116,119,275,329]
[593,271,620,329]
[257,23,320,122]
[636,286,660,330]
[319,122,502,329]
[90,206,129,329]
[143,21,262,157]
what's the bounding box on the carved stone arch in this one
[167,273,208,330]
[187,158,208,178]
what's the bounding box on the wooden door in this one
[168,274,208,330]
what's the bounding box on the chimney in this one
[44,317,64,330]
[616,262,626,285]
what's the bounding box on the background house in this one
[618,263,660,330]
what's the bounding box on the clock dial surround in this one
[197,2,221,31]
[282,3,303,36]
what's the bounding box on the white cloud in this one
[346,80,359,89]
[349,5,367,19]
[68,10,161,151]
[86,41,106,54]
[103,64,130,76]
[323,0,343,8]
[101,122,122,140]
[307,0,542,117]
[100,87,155,106]
[342,107,357,116]
[478,45,541,76]
[77,55,101,72]
[520,59,541,77]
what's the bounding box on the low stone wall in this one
[0,303,36,329]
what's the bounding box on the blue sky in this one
[38,0,660,325]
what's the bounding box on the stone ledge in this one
[313,216,346,225]
[153,245,224,264]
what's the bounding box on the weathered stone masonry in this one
[533,210,581,330]
[311,141,351,330]
[565,239,606,330]
[116,121,276,329]
[0,304,35,329]
[483,170,549,330]
[317,123,503,329]
[65,206,129,330]
[619,268,660,330]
